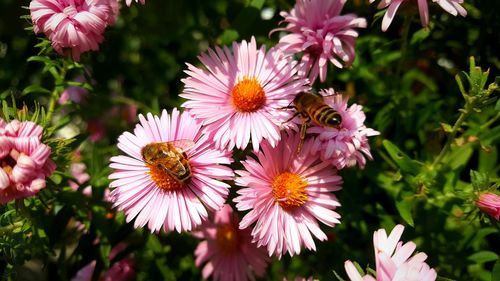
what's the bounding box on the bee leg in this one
[297,117,310,154]
[283,112,300,124]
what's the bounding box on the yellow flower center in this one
[215,223,239,255]
[146,164,183,191]
[231,77,266,112]
[271,172,309,209]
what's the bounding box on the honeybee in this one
[285,92,342,151]
[141,140,195,183]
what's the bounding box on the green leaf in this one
[468,251,499,264]
[382,140,423,175]
[248,0,264,9]
[470,170,489,190]
[395,199,414,227]
[22,85,51,96]
[492,259,500,281]
[410,28,430,45]
[218,29,239,45]
[440,122,453,133]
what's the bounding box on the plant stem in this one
[480,112,500,130]
[432,105,472,167]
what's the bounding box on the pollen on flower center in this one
[146,164,184,191]
[231,77,266,112]
[215,223,240,255]
[271,171,309,209]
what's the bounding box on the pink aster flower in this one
[283,277,319,281]
[344,224,437,281]
[29,0,118,61]
[109,108,234,233]
[307,88,379,170]
[0,119,56,204]
[234,131,343,258]
[59,75,88,104]
[272,0,367,83]
[101,257,136,281]
[370,0,467,32]
[476,192,500,220]
[193,204,270,281]
[181,37,309,152]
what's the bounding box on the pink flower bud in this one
[476,193,500,220]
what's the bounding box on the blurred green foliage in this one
[1,0,499,280]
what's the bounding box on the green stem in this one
[0,221,23,236]
[432,105,472,167]
[45,60,68,123]
[480,112,500,130]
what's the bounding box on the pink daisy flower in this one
[476,192,500,220]
[0,119,55,204]
[193,204,270,281]
[344,224,437,281]
[181,37,309,152]
[370,0,467,32]
[272,0,367,83]
[307,88,379,170]
[108,108,234,233]
[29,0,118,61]
[234,131,343,258]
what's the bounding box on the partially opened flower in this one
[0,119,55,204]
[109,108,234,233]
[29,0,118,61]
[344,224,437,281]
[193,204,270,281]
[181,37,308,152]
[476,192,500,220]
[369,0,466,32]
[272,0,367,83]
[308,88,379,170]
[234,131,343,258]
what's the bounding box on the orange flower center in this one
[271,171,309,209]
[231,77,266,112]
[146,164,183,190]
[215,223,240,255]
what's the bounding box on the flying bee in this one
[141,139,195,183]
[285,91,342,152]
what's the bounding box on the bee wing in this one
[322,92,344,106]
[167,139,196,153]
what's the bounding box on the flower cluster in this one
[0,119,55,204]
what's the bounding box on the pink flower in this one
[29,0,118,61]
[193,204,270,281]
[234,131,343,258]
[272,0,367,83]
[71,260,96,281]
[68,162,92,196]
[476,192,500,220]
[125,0,145,6]
[59,76,88,104]
[109,108,234,233]
[181,37,308,152]
[344,224,437,281]
[305,89,379,170]
[0,119,56,204]
[370,0,466,32]
[283,277,319,281]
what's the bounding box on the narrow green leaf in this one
[468,251,499,264]
[382,140,423,175]
[22,85,51,96]
[440,122,453,133]
[410,28,430,45]
[395,199,414,226]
